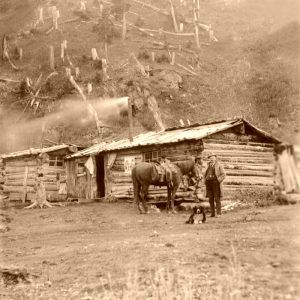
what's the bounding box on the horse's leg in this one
[136,183,144,214]
[166,186,171,213]
[132,171,143,214]
[140,184,149,214]
[202,207,206,223]
[170,184,178,214]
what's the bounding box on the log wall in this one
[202,137,276,197]
[106,140,204,200]
[106,135,276,201]
[3,154,68,204]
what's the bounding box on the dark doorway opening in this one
[96,155,105,197]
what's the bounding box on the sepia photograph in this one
[0,0,299,299]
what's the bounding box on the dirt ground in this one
[0,202,299,299]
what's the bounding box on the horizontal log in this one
[4,180,35,186]
[203,139,274,148]
[42,167,66,173]
[224,176,273,186]
[216,156,274,164]
[112,178,133,184]
[222,163,274,171]
[5,160,37,167]
[3,186,34,193]
[6,174,36,180]
[224,169,273,177]
[111,186,130,193]
[5,166,37,173]
[109,172,133,178]
[223,184,273,190]
[8,193,36,201]
[202,149,273,158]
[204,142,274,153]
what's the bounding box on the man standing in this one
[204,153,226,218]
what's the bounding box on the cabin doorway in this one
[96,155,105,198]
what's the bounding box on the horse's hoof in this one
[172,210,177,214]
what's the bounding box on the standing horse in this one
[131,158,202,214]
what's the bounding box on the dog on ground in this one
[185,205,206,224]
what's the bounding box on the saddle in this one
[152,161,176,186]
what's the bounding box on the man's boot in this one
[216,197,221,217]
[209,197,215,217]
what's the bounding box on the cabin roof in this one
[68,118,283,158]
[1,144,78,160]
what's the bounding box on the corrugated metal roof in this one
[68,119,243,158]
[68,118,283,159]
[2,144,74,159]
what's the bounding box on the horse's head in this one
[191,161,202,181]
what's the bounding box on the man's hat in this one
[207,152,216,159]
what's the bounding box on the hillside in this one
[0,0,299,153]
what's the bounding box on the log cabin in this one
[1,144,79,205]
[66,118,298,203]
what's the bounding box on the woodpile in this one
[278,149,300,193]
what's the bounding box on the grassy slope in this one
[0,0,299,152]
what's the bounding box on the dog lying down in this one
[185,206,206,224]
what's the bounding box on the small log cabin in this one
[66,118,296,202]
[1,144,78,205]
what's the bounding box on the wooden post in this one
[128,97,133,142]
[193,0,200,49]
[169,0,178,32]
[80,0,86,11]
[22,166,28,203]
[61,40,67,61]
[38,7,44,24]
[98,0,104,18]
[151,52,155,62]
[104,42,108,61]
[75,67,80,79]
[87,83,92,95]
[49,46,55,70]
[196,0,200,21]
[170,52,175,65]
[91,48,99,60]
[179,23,184,32]
[102,58,108,81]
[2,34,8,60]
[18,48,23,61]
[52,7,59,30]
[122,12,127,42]
[194,25,200,49]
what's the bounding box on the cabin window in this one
[77,162,85,174]
[48,155,64,167]
[143,150,161,162]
